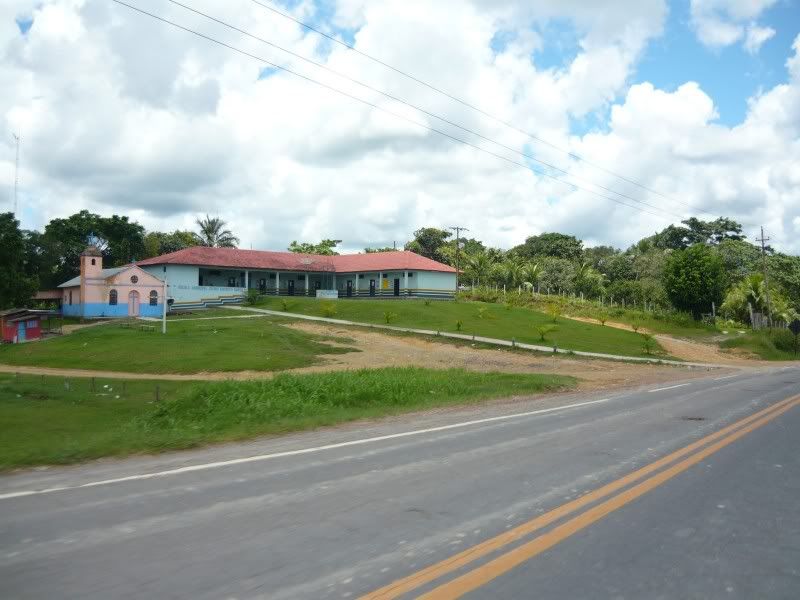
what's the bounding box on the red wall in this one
[1,318,41,343]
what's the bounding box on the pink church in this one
[59,245,166,318]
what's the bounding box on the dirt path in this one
[1,322,740,390]
[563,315,766,366]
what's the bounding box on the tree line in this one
[2,210,798,325]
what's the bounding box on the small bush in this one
[630,320,641,333]
[424,299,431,307]
[245,289,260,306]
[383,311,398,324]
[771,329,796,353]
[320,303,337,318]
[536,324,557,342]
[456,319,463,331]
[477,306,489,320]
[547,303,562,323]
[280,299,292,312]
[641,333,655,355]
[597,311,608,326]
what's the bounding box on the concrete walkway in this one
[229,306,737,369]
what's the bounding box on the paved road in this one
[1,367,798,599]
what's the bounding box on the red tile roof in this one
[135,247,456,273]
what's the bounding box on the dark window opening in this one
[227,277,236,287]
[269,273,276,280]
[91,258,96,266]
[109,289,118,305]
[149,291,158,306]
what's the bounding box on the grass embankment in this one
[719,330,799,360]
[256,297,666,358]
[0,317,355,373]
[0,369,575,469]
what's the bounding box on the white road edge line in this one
[714,374,740,381]
[0,397,612,501]
[648,383,692,393]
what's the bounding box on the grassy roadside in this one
[255,297,667,358]
[0,317,356,374]
[0,369,575,470]
[719,330,800,360]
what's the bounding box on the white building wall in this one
[416,271,457,292]
[140,264,245,302]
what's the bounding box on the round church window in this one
[130,275,139,284]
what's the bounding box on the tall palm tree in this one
[195,215,240,248]
[467,252,493,286]
[497,259,525,288]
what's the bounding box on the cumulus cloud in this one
[690,0,778,51]
[1,0,799,256]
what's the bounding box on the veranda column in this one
[305,272,310,296]
[275,271,280,296]
[244,270,249,290]
[404,271,409,296]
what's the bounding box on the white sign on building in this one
[316,290,339,300]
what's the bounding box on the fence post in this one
[155,384,160,402]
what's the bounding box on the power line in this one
[250,0,711,217]
[111,1,672,221]
[166,0,687,219]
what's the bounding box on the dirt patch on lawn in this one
[284,322,735,391]
[563,315,766,366]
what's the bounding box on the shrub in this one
[536,324,557,342]
[641,333,655,355]
[280,299,292,312]
[477,306,489,319]
[597,311,608,326]
[320,303,337,318]
[424,299,432,307]
[770,329,796,353]
[630,320,641,333]
[547,303,562,323]
[456,319,463,331]
[245,289,260,306]
[383,311,398,324]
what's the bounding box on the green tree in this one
[537,257,577,294]
[720,273,797,324]
[364,246,396,253]
[143,230,200,258]
[663,244,728,318]
[717,239,761,281]
[0,213,38,308]
[36,210,146,288]
[512,232,584,261]
[404,227,452,262]
[767,253,800,308]
[574,261,606,298]
[466,251,493,286]
[288,239,341,255]
[195,215,239,248]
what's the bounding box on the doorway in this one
[369,280,376,296]
[17,321,26,342]
[346,280,353,297]
[128,290,140,316]
[393,278,400,296]
[287,280,295,296]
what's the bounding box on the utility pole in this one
[448,226,469,289]
[756,226,773,327]
[12,132,20,216]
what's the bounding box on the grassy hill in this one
[255,297,666,358]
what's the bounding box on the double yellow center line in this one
[362,394,800,599]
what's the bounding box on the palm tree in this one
[497,259,525,288]
[522,262,540,291]
[467,252,493,286]
[195,215,240,248]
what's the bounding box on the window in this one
[68,291,73,305]
[109,289,118,305]
[27,319,37,328]
[130,275,139,284]
[149,290,158,306]
[297,275,304,281]
[407,272,414,277]
[227,277,236,287]
[91,258,96,266]
[269,273,276,280]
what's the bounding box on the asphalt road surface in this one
[1,366,799,599]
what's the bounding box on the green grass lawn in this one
[719,330,800,361]
[256,297,666,358]
[0,369,575,469]
[0,318,355,373]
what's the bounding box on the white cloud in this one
[1,1,799,257]
[690,0,778,51]
[744,22,776,53]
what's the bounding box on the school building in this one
[58,245,457,317]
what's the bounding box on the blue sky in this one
[636,0,797,126]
